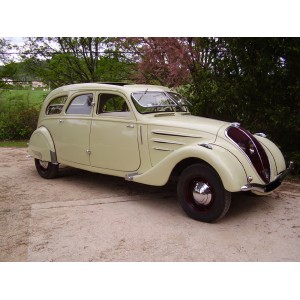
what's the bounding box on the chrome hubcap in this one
[192,181,213,206]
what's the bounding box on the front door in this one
[89,92,140,172]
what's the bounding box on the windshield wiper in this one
[137,88,148,103]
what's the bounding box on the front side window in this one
[97,94,130,116]
[66,94,93,115]
[46,95,68,115]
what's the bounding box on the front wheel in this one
[35,159,58,179]
[177,163,231,223]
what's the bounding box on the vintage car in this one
[28,83,294,222]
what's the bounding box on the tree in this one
[0,38,12,65]
[0,38,14,88]
[121,38,299,124]
[213,38,300,153]
[118,37,206,86]
[21,37,136,87]
[119,37,300,168]
[118,38,226,114]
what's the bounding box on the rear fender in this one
[28,126,57,163]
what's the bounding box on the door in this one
[89,93,140,171]
[55,93,94,165]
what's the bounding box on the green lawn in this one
[0,89,49,112]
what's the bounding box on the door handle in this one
[59,119,64,123]
[126,124,135,128]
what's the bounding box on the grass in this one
[0,89,48,112]
[0,140,28,147]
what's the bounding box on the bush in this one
[286,152,300,176]
[0,108,39,140]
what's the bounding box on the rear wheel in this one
[35,159,58,179]
[177,163,231,223]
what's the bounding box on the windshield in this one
[131,91,190,114]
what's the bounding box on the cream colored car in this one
[28,83,294,222]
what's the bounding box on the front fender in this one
[255,135,286,174]
[132,144,248,192]
[28,126,57,163]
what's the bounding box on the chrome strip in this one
[241,183,266,193]
[154,113,175,117]
[199,143,213,150]
[125,172,139,181]
[140,126,143,145]
[258,139,277,175]
[239,128,272,182]
[240,128,265,172]
[224,127,252,166]
[153,147,174,152]
[50,150,58,164]
[230,122,240,128]
[255,132,267,138]
[225,126,272,182]
[241,162,294,192]
[152,130,202,138]
[275,161,295,181]
[152,138,185,145]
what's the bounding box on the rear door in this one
[55,92,94,165]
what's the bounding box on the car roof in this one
[49,83,170,96]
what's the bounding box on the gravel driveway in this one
[0,147,299,261]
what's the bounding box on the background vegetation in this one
[0,89,47,140]
[0,37,299,173]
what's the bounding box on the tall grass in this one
[0,89,48,112]
[0,89,48,140]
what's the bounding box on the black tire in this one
[177,163,231,223]
[35,159,58,179]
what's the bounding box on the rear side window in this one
[46,95,68,115]
[66,94,93,115]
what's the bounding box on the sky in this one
[1,1,299,37]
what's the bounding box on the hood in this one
[145,113,229,136]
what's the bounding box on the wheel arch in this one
[28,126,57,164]
[171,157,208,178]
[132,145,248,192]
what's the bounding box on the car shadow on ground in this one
[48,166,274,223]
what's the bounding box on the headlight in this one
[226,125,271,183]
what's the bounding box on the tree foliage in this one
[20,37,136,87]
[119,37,300,167]
[0,38,12,65]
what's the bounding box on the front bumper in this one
[241,161,295,193]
